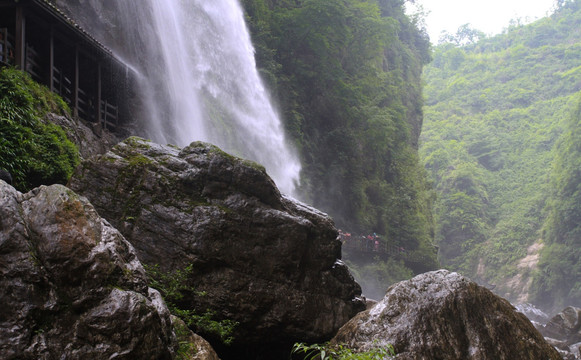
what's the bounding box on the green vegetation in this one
[241,0,438,283]
[420,0,581,302]
[533,94,581,311]
[172,318,198,359]
[0,67,78,192]
[292,342,395,360]
[145,264,238,346]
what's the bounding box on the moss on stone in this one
[242,159,267,173]
[126,154,154,169]
[124,136,153,151]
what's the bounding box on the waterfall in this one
[67,0,302,195]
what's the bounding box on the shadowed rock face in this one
[332,270,561,360]
[0,181,176,359]
[68,137,365,359]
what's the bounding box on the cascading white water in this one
[105,0,301,194]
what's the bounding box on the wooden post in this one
[49,26,54,92]
[97,61,102,124]
[73,44,79,118]
[14,5,25,70]
[1,28,8,63]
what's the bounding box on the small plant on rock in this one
[292,342,395,360]
[145,264,238,346]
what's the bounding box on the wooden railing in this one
[77,87,95,122]
[0,28,14,65]
[25,43,41,81]
[52,66,73,104]
[100,99,118,130]
[342,236,407,257]
[1,26,123,130]
[341,233,432,264]
[51,66,119,128]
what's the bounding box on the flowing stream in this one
[65,0,301,194]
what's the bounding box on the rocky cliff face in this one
[332,270,561,360]
[68,137,365,359]
[0,181,177,359]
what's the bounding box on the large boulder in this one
[541,306,581,344]
[0,181,178,359]
[539,306,581,358]
[68,137,365,359]
[332,270,561,360]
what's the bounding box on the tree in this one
[439,23,486,46]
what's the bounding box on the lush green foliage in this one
[420,0,581,300]
[242,0,438,282]
[0,67,78,191]
[292,342,395,360]
[145,264,238,346]
[533,94,581,311]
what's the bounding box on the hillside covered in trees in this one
[241,0,439,297]
[421,0,581,311]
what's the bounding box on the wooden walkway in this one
[0,1,128,131]
[340,233,431,264]
[342,236,406,258]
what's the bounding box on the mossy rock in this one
[0,68,79,191]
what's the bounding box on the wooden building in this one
[0,0,131,130]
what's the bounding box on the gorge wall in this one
[420,1,581,311]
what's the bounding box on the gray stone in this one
[331,270,561,360]
[0,169,12,185]
[45,113,120,159]
[68,137,365,357]
[171,316,221,360]
[541,306,581,344]
[0,181,176,359]
[539,306,581,359]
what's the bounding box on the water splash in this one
[70,0,302,194]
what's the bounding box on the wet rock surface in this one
[171,316,221,360]
[45,113,121,159]
[332,270,561,360]
[68,137,365,359]
[0,181,176,359]
[538,306,581,359]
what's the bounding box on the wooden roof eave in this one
[5,0,126,68]
[33,0,115,61]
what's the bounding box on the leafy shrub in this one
[145,264,238,346]
[292,342,395,360]
[172,318,198,360]
[0,67,78,191]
